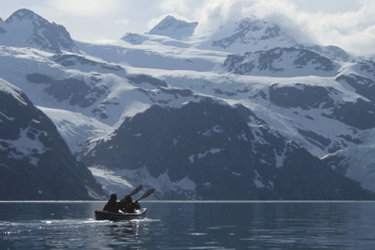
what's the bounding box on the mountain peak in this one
[121,32,149,45]
[148,15,198,40]
[199,17,298,53]
[5,9,42,23]
[162,15,178,22]
[0,9,79,53]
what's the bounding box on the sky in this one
[0,0,375,55]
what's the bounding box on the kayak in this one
[95,208,148,221]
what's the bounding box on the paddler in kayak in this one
[102,193,119,213]
[119,195,140,213]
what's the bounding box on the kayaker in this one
[102,193,119,213]
[119,195,140,213]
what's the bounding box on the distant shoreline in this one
[1,200,375,203]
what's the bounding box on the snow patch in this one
[0,127,49,166]
[274,147,287,169]
[253,170,265,188]
[40,107,112,154]
[201,125,224,137]
[88,167,133,196]
[188,148,222,163]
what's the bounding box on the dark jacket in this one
[103,194,119,213]
[119,195,141,213]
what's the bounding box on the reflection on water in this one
[104,220,150,249]
[1,201,375,249]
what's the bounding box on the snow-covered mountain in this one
[0,78,105,200]
[198,17,298,54]
[148,15,198,40]
[80,98,373,200]
[121,15,198,47]
[121,15,357,63]
[121,15,298,54]
[0,9,79,53]
[2,9,375,200]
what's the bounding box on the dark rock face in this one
[336,73,375,104]
[224,47,339,76]
[269,84,335,110]
[26,73,108,109]
[273,148,373,200]
[324,99,375,130]
[269,83,375,130]
[127,74,168,88]
[80,98,374,200]
[0,79,104,200]
[52,54,125,71]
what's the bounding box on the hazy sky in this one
[0,0,374,55]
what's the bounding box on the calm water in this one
[1,201,375,249]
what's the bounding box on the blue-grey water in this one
[1,201,375,249]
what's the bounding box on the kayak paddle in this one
[136,188,155,201]
[122,185,143,201]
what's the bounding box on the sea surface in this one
[1,201,375,249]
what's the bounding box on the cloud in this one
[183,0,375,55]
[159,0,189,14]
[192,0,295,33]
[49,0,122,17]
[159,0,203,17]
[114,19,130,28]
[292,0,375,55]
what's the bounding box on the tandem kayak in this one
[95,208,148,221]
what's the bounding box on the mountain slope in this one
[223,47,340,77]
[0,78,105,200]
[3,41,375,198]
[80,99,374,200]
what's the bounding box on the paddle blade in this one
[137,188,155,201]
[128,185,143,197]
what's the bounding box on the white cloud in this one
[187,0,375,55]
[290,0,375,55]
[159,0,203,17]
[159,0,188,14]
[49,0,121,17]
[114,19,130,28]
[192,0,298,35]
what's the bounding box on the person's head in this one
[110,193,117,201]
[125,195,132,203]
